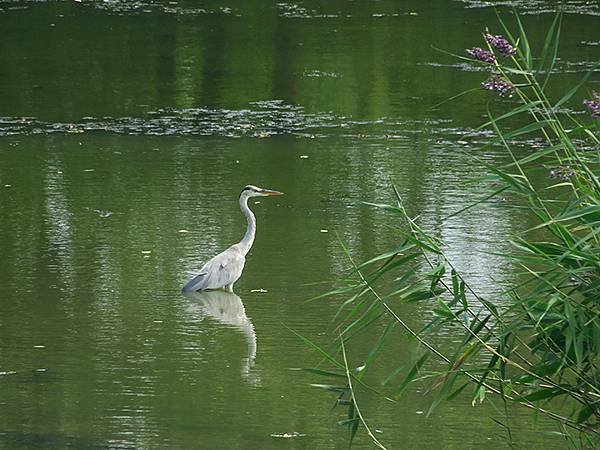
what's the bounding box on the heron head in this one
[241,185,284,197]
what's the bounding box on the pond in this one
[0,1,598,448]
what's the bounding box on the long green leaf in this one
[362,322,396,371]
[302,368,346,378]
[428,370,460,416]
[501,120,553,140]
[395,353,429,399]
[475,101,543,132]
[538,13,561,72]
[555,205,600,223]
[515,386,568,402]
[514,11,532,69]
[542,14,562,89]
[554,65,598,108]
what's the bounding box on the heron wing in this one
[182,247,245,293]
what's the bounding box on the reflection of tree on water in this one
[185,291,258,385]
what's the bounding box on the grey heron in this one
[182,185,283,293]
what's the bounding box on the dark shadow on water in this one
[184,290,259,386]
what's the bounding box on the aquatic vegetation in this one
[484,32,517,56]
[465,32,516,97]
[481,75,513,97]
[549,165,576,180]
[465,47,496,63]
[0,106,475,140]
[303,12,600,449]
[583,92,600,118]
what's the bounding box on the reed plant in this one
[301,12,600,449]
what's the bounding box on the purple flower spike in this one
[583,92,600,119]
[484,33,517,57]
[481,75,513,97]
[466,47,496,64]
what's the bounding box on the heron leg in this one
[225,283,234,293]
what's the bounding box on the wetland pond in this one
[0,1,599,448]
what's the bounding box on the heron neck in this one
[239,194,256,255]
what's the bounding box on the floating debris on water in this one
[302,69,339,78]
[419,61,500,73]
[90,1,231,16]
[457,0,599,16]
[0,101,533,143]
[421,58,600,74]
[270,432,306,438]
[94,210,113,218]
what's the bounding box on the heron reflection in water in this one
[186,290,258,384]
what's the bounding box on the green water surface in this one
[0,1,598,448]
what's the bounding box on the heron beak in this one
[261,189,284,196]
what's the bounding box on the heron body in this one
[182,185,283,293]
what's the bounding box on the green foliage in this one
[300,12,600,449]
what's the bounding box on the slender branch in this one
[340,336,388,450]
